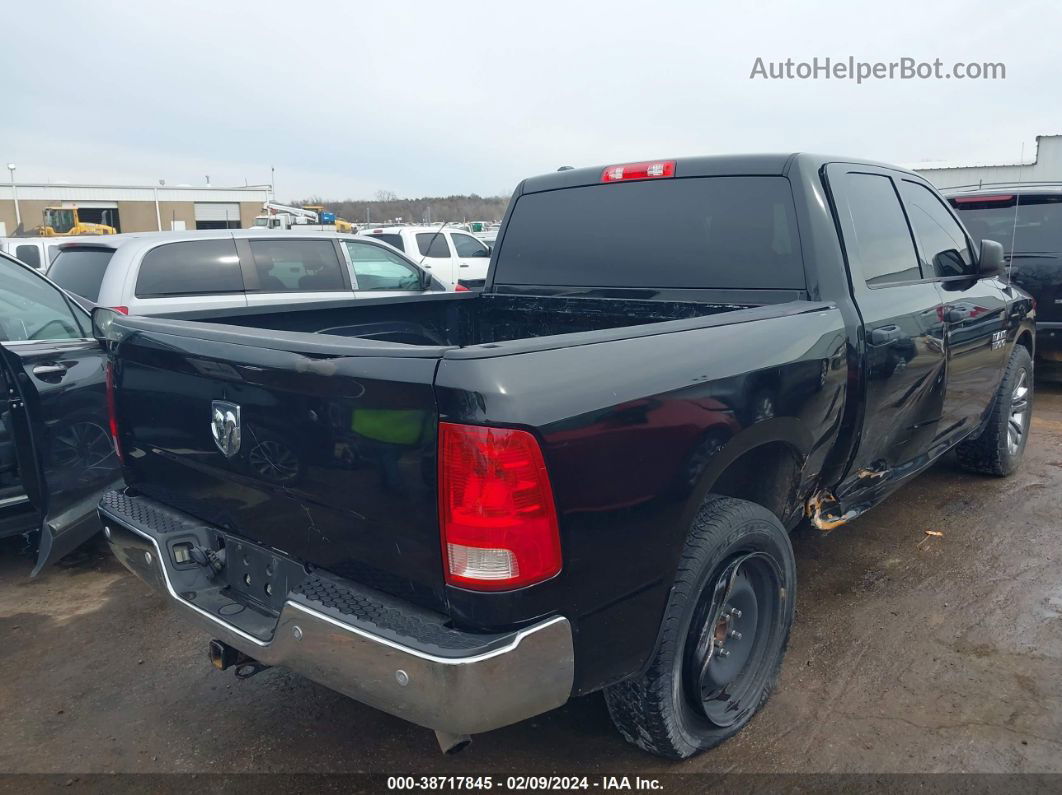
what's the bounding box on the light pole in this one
[7,163,19,230]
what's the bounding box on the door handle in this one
[869,325,902,345]
[459,263,469,268]
[32,363,69,378]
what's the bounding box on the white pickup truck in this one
[357,225,491,287]
[0,237,66,270]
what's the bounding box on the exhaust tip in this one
[434,730,472,755]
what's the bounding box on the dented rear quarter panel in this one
[435,305,848,691]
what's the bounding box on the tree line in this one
[290,192,510,225]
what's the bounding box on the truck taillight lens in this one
[105,361,123,462]
[601,160,675,182]
[438,422,561,590]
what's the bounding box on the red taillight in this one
[455,284,470,292]
[601,160,675,183]
[953,194,1014,204]
[438,422,561,590]
[111,306,129,315]
[104,361,123,463]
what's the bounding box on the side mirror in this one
[978,239,1005,279]
[91,306,125,343]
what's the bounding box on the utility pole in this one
[7,163,20,230]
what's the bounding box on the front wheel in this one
[956,345,1033,476]
[604,496,796,759]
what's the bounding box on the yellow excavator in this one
[38,207,117,236]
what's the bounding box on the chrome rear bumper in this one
[99,492,574,738]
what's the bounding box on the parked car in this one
[96,154,1033,759]
[46,230,446,316]
[0,236,66,270]
[0,252,120,574]
[947,184,1062,373]
[358,225,492,287]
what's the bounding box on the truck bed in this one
[103,290,837,621]
[161,291,761,349]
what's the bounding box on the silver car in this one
[46,230,445,315]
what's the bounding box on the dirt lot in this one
[1,386,1061,780]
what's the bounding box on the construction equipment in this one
[302,204,355,233]
[251,202,356,232]
[38,207,117,236]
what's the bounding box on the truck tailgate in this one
[109,318,448,610]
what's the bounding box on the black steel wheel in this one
[684,551,783,727]
[604,495,796,759]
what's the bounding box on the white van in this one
[0,237,66,270]
[357,225,492,286]
[46,230,446,315]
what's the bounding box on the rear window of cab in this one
[494,176,805,290]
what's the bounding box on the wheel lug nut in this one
[716,647,730,658]
[730,607,742,619]
[729,630,742,640]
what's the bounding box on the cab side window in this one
[15,245,41,269]
[415,233,451,258]
[900,180,975,278]
[0,256,86,342]
[451,233,490,258]
[344,242,423,291]
[839,173,922,286]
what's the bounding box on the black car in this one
[0,252,120,573]
[947,185,1062,372]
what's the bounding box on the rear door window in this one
[837,173,922,286]
[344,241,423,291]
[135,239,244,298]
[46,247,116,302]
[900,180,974,278]
[494,176,804,288]
[248,239,346,292]
[416,233,451,258]
[14,245,41,269]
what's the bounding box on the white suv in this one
[357,225,491,286]
[46,230,445,315]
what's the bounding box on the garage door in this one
[194,203,240,229]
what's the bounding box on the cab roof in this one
[518,153,921,194]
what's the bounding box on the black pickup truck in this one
[97,154,1034,759]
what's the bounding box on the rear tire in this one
[603,496,796,759]
[956,345,1033,477]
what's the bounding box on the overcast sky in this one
[3,0,1060,199]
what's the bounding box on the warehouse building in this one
[0,182,271,236]
[913,133,1062,190]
